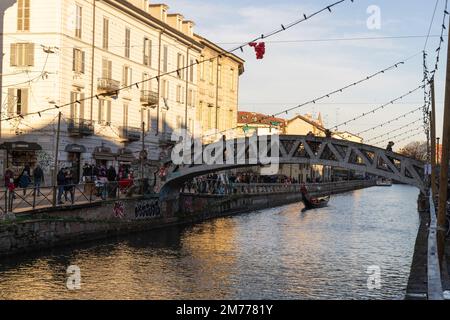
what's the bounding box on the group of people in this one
[182,172,303,195]
[3,164,44,196]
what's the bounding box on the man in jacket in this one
[33,164,44,196]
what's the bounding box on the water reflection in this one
[0,185,419,300]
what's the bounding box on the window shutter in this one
[7,88,15,116]
[102,59,107,78]
[107,101,111,123]
[70,92,76,119]
[26,43,34,66]
[10,44,17,66]
[80,93,85,119]
[81,51,85,73]
[149,40,152,67]
[108,60,112,79]
[21,88,28,115]
[98,100,103,122]
[72,48,76,71]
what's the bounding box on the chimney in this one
[167,13,184,31]
[127,0,148,12]
[149,4,169,22]
[182,20,195,37]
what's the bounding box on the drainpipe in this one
[156,30,162,136]
[90,0,97,121]
[215,56,220,135]
[184,46,190,133]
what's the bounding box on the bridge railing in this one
[0,179,152,215]
[427,190,444,300]
[181,180,376,196]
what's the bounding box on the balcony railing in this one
[158,131,174,144]
[140,90,159,107]
[67,119,94,137]
[97,78,120,94]
[119,126,141,142]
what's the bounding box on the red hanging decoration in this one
[249,42,266,59]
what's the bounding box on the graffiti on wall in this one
[135,200,160,219]
[36,150,54,172]
[113,201,125,219]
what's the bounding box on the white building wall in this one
[1,0,201,183]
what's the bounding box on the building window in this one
[163,45,168,73]
[143,37,152,66]
[218,64,222,87]
[189,59,194,83]
[17,0,30,31]
[125,28,131,58]
[176,85,182,103]
[200,55,205,81]
[102,58,112,79]
[207,105,213,130]
[176,115,183,129]
[102,17,109,50]
[98,99,111,125]
[209,60,214,84]
[122,66,132,87]
[187,89,195,107]
[177,53,184,79]
[161,79,169,99]
[161,111,167,133]
[123,103,128,128]
[10,43,34,67]
[75,5,82,38]
[7,88,28,116]
[73,48,85,73]
[70,91,85,119]
[230,68,235,91]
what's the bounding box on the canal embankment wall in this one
[0,180,375,257]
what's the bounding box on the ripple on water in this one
[0,185,419,299]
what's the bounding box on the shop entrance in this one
[0,141,42,181]
[65,144,87,184]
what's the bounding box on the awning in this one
[116,148,136,162]
[0,141,42,151]
[65,144,87,153]
[93,146,115,161]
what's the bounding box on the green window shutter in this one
[7,88,15,116]
[26,43,34,66]
[10,43,17,66]
[21,88,29,115]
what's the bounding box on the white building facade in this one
[0,0,203,184]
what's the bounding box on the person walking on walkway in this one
[57,168,66,205]
[64,168,75,204]
[107,165,117,198]
[18,170,31,196]
[33,164,44,196]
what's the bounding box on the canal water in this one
[0,185,419,300]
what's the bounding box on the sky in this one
[162,0,448,148]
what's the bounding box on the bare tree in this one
[397,141,428,161]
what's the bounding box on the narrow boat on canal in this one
[300,184,330,211]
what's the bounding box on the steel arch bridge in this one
[160,135,425,202]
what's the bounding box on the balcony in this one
[67,119,94,137]
[119,126,141,142]
[140,90,159,107]
[97,78,120,95]
[158,131,174,145]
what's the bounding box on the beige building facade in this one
[195,36,244,144]
[0,0,244,185]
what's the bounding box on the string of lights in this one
[388,131,426,145]
[424,0,441,51]
[364,118,423,143]
[357,105,425,135]
[372,126,424,146]
[331,84,425,131]
[430,0,449,78]
[200,53,421,140]
[0,0,352,123]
